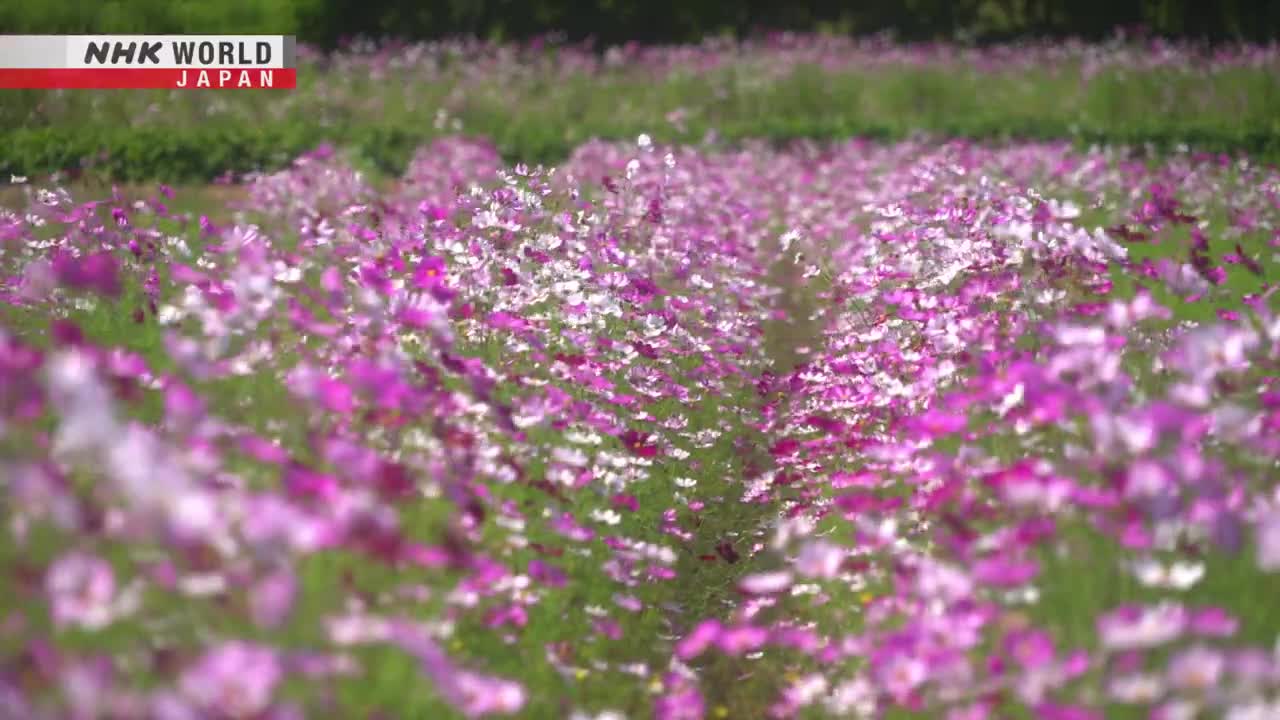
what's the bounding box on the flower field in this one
[2,129,1280,719]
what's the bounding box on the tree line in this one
[4,0,1279,49]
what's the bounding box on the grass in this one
[3,53,1280,182]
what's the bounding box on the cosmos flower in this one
[45,553,119,631]
[4,112,1280,720]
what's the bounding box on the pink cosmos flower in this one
[1186,607,1239,637]
[1033,703,1103,720]
[715,625,770,655]
[794,540,845,579]
[1004,629,1056,669]
[675,620,721,661]
[249,568,297,629]
[46,552,117,630]
[1256,513,1280,572]
[653,674,704,720]
[52,251,121,298]
[179,642,282,718]
[739,570,794,595]
[1097,603,1186,651]
[972,554,1038,587]
[876,654,928,704]
[1165,645,1225,692]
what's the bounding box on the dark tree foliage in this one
[295,0,1280,49]
[2,0,1278,48]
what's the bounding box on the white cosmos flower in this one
[1131,558,1205,590]
[590,509,621,526]
[642,315,666,337]
[780,229,801,252]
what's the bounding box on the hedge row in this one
[5,120,1280,185]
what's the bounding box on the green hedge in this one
[0,125,437,183]
[4,122,1279,184]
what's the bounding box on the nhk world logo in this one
[0,35,297,89]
